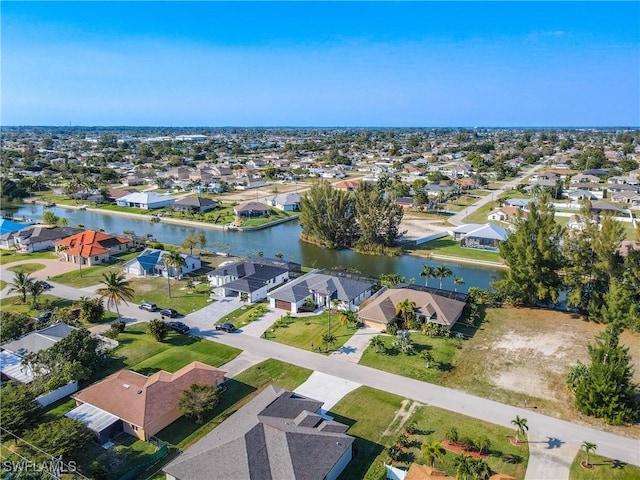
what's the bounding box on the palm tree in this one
[422,440,446,468]
[475,435,491,455]
[435,265,453,290]
[453,276,465,293]
[9,270,34,304]
[581,441,596,467]
[340,310,357,328]
[470,458,491,480]
[454,454,475,480]
[370,335,385,353]
[97,272,135,322]
[395,298,417,329]
[163,250,186,298]
[420,264,436,287]
[445,427,459,445]
[29,281,46,309]
[511,415,528,444]
[420,351,435,369]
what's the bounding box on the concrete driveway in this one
[294,371,361,414]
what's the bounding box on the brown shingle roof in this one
[405,464,454,479]
[358,287,466,329]
[73,362,225,429]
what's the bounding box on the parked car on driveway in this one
[139,302,158,312]
[40,281,52,289]
[160,308,178,318]
[36,311,54,321]
[168,321,190,334]
[215,322,237,333]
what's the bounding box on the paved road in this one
[448,164,543,226]
[197,328,640,471]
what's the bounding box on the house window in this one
[94,256,99,261]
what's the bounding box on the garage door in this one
[275,299,292,311]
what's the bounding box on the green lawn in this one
[408,236,503,263]
[359,332,462,383]
[48,250,141,288]
[461,199,500,224]
[98,204,154,215]
[7,263,46,274]
[0,280,6,290]
[569,452,640,480]
[129,277,213,314]
[0,250,57,264]
[332,386,529,480]
[215,302,270,328]
[267,312,357,353]
[155,359,312,449]
[0,294,75,315]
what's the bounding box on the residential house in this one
[173,196,217,213]
[487,207,526,223]
[452,223,509,251]
[357,286,467,330]
[267,192,301,211]
[269,270,376,313]
[395,197,414,209]
[504,198,532,209]
[234,201,269,218]
[116,191,176,209]
[54,230,133,267]
[334,180,360,191]
[68,362,226,442]
[233,176,268,190]
[566,189,598,202]
[208,258,298,302]
[384,463,454,480]
[1,323,76,384]
[570,174,600,184]
[163,385,354,480]
[124,248,202,278]
[611,191,640,207]
[11,226,83,253]
[590,200,624,215]
[0,219,33,249]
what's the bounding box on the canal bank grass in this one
[267,312,357,353]
[156,359,312,450]
[407,235,503,263]
[0,250,57,264]
[330,386,528,480]
[569,452,640,480]
[359,332,462,383]
[442,307,640,438]
[216,301,270,328]
[6,263,47,274]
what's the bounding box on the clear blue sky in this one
[2,1,639,127]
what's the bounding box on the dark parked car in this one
[40,281,52,289]
[215,322,237,333]
[160,308,178,318]
[139,302,158,312]
[36,311,54,321]
[168,321,190,334]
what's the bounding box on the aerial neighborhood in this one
[1,127,639,480]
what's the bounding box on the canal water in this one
[11,204,503,292]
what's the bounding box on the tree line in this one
[299,180,404,254]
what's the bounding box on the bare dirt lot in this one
[444,307,640,437]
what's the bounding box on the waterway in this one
[11,204,503,292]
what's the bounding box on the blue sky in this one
[2,2,639,127]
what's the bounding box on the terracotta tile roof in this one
[73,362,225,430]
[54,230,131,257]
[405,464,453,479]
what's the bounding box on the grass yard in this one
[155,359,312,450]
[407,236,503,263]
[0,280,6,290]
[569,452,640,480]
[331,386,528,480]
[267,312,357,353]
[0,250,57,264]
[359,332,462,383]
[0,294,74,315]
[6,263,46,274]
[215,301,270,328]
[461,199,500,224]
[48,250,141,288]
[129,276,212,314]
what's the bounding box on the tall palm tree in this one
[163,251,186,298]
[453,276,465,293]
[395,298,417,329]
[29,281,46,309]
[420,264,436,287]
[435,265,453,290]
[581,441,596,467]
[97,272,135,322]
[9,270,34,304]
[511,415,528,444]
[422,441,446,468]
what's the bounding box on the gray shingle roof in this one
[163,386,354,480]
[270,272,375,304]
